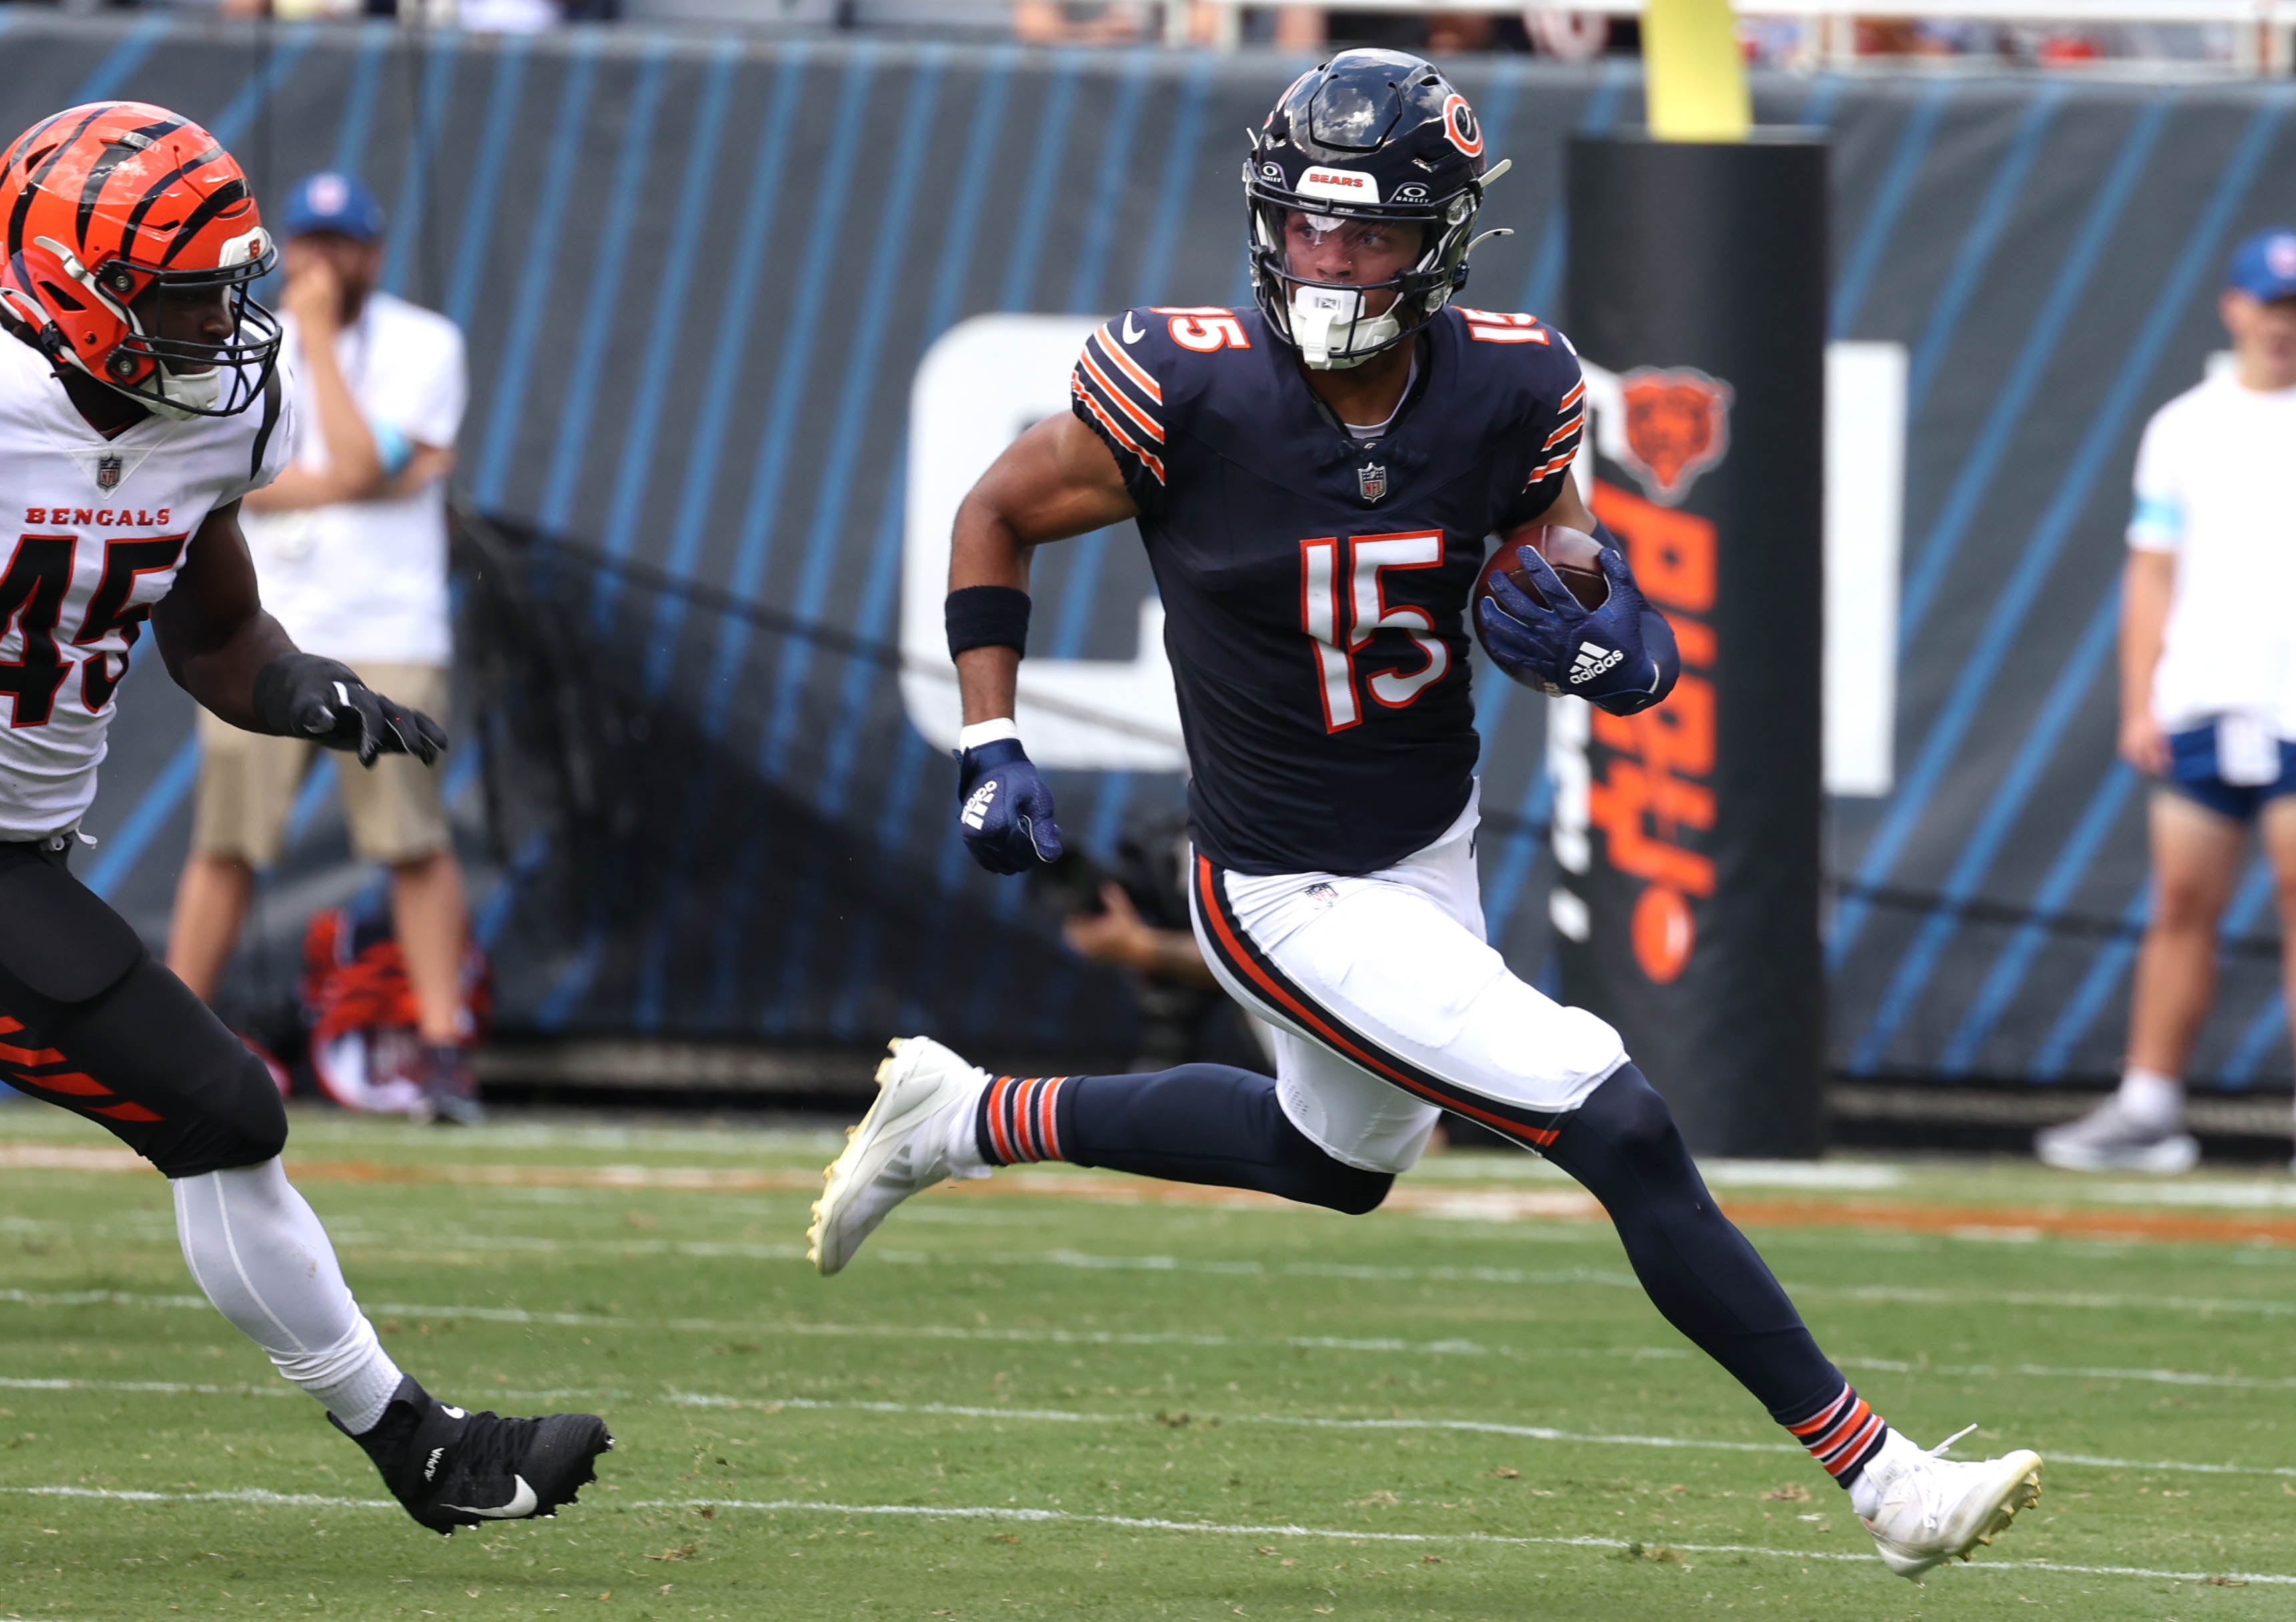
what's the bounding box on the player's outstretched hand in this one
[1476,547,1675,716]
[252,653,449,768]
[956,738,1063,874]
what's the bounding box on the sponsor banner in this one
[1559,135,1829,1155]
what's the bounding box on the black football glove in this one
[252,653,449,768]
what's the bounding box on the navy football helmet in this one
[1244,51,1511,370]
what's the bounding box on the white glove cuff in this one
[958,718,1023,751]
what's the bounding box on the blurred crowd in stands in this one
[10,0,2283,69]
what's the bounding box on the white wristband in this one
[958,718,1023,751]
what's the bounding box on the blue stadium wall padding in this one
[9,17,2292,1084]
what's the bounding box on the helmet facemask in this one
[97,232,281,420]
[11,224,280,419]
[1247,187,1486,370]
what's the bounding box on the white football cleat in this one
[1859,1426,2042,1581]
[808,1036,988,1276]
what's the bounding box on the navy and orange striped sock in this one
[978,1065,1390,1211]
[1785,1382,1890,1487]
[974,1074,1075,1166]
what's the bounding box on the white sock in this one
[943,1069,993,1179]
[2116,1067,2183,1129]
[1847,1426,1922,1518]
[172,1158,406,1434]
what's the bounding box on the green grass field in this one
[3,1101,2294,1621]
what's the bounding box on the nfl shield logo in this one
[1357,463,1388,503]
[95,453,122,493]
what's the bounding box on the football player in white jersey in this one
[0,103,613,1533]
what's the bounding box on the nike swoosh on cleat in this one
[443,1474,539,1519]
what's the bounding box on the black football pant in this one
[0,838,285,1177]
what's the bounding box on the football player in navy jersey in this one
[812,51,2042,1580]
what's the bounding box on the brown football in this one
[1475,525,1611,614]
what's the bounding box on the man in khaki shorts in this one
[166,172,478,1122]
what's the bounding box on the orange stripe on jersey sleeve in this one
[1092,325,1164,403]
[1077,348,1165,443]
[1072,377,1168,484]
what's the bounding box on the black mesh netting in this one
[455,510,1145,1064]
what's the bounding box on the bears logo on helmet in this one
[0,101,281,419]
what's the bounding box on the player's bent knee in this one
[147,1049,289,1178]
[1308,1159,1395,1215]
[1544,1063,1691,1185]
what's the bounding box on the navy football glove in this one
[1476,546,1678,716]
[955,738,1064,875]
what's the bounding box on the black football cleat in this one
[333,1376,612,1535]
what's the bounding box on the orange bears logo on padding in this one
[1617,368,1735,507]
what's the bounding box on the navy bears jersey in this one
[1070,302,1586,876]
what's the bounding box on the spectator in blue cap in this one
[167,171,479,1124]
[2038,226,2296,1173]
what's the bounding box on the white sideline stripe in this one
[20,1333,2296,1404]
[12,1372,2287,1479]
[25,1240,2296,1324]
[657,1394,2296,1481]
[646,1500,2296,1587]
[6,1486,392,1509]
[3,1482,2287,1587]
[666,1392,1787,1456]
[1837,1356,2296,1392]
[17,1362,2296,1461]
[0,1289,1579,1356]
[13,1287,2296,1401]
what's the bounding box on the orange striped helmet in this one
[0,101,280,418]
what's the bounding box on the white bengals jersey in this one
[0,335,290,840]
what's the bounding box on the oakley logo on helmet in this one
[1297,167,1380,204]
[1260,162,1285,180]
[1394,183,1431,202]
[1442,94,1484,159]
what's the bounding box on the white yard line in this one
[12,1285,2296,1396]
[3,1482,2281,1587]
[15,1372,2291,1478]
[651,1499,2296,1587]
[659,1393,2296,1480]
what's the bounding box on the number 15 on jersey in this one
[1299,531,1451,734]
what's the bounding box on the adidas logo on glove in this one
[961,782,998,830]
[1569,642,1625,685]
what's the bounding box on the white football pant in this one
[1188,785,1627,1173]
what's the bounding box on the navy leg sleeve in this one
[1542,1065,1847,1426]
[983,1064,1392,1215]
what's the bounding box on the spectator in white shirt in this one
[165,172,481,1123]
[2038,228,2296,1173]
